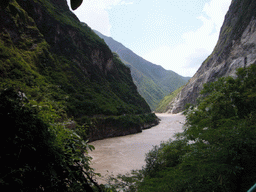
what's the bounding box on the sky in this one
[67,0,232,77]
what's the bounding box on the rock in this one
[167,0,256,114]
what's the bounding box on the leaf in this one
[218,174,223,185]
[18,9,26,22]
[88,144,95,151]
[70,0,83,10]
[0,0,11,9]
[9,4,20,16]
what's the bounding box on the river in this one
[88,113,186,182]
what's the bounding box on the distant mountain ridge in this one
[94,30,190,110]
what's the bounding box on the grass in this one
[155,86,184,113]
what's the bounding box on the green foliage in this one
[136,74,167,111]
[104,170,144,192]
[0,0,154,130]
[0,88,100,191]
[108,65,256,191]
[155,85,185,113]
[0,0,158,191]
[0,0,11,9]
[94,113,157,130]
[94,30,190,111]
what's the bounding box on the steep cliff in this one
[0,0,157,140]
[166,0,256,113]
[94,30,190,111]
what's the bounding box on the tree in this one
[0,88,99,191]
[115,64,256,192]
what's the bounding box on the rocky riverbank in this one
[88,113,160,141]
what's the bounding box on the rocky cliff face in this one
[15,0,113,78]
[167,0,256,113]
[0,0,157,140]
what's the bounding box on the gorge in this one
[0,0,159,142]
[1,0,256,191]
[94,30,190,111]
[0,0,159,190]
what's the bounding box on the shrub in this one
[109,64,256,192]
[0,88,98,191]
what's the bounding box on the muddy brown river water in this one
[88,113,185,182]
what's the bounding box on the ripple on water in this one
[88,113,185,182]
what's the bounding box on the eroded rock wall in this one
[167,0,256,113]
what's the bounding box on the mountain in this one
[94,30,190,110]
[162,0,256,113]
[0,0,159,141]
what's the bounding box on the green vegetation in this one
[155,85,184,113]
[0,1,157,190]
[0,88,98,191]
[94,30,189,111]
[0,0,153,135]
[92,113,157,130]
[135,73,167,111]
[107,65,256,192]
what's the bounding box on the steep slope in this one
[155,85,184,113]
[165,0,256,113]
[0,0,158,141]
[94,30,189,110]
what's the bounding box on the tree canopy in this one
[107,64,256,192]
[0,88,100,191]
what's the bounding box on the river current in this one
[89,113,186,181]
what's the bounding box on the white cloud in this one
[67,0,231,77]
[203,0,231,30]
[67,0,115,36]
[143,0,231,77]
[120,1,134,5]
[67,0,133,36]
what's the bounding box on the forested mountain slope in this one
[94,30,190,110]
[0,0,158,141]
[163,0,256,113]
[0,0,161,190]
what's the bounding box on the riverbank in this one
[89,113,185,183]
[88,113,159,142]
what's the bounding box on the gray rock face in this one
[167,0,256,114]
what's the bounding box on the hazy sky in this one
[68,0,231,77]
